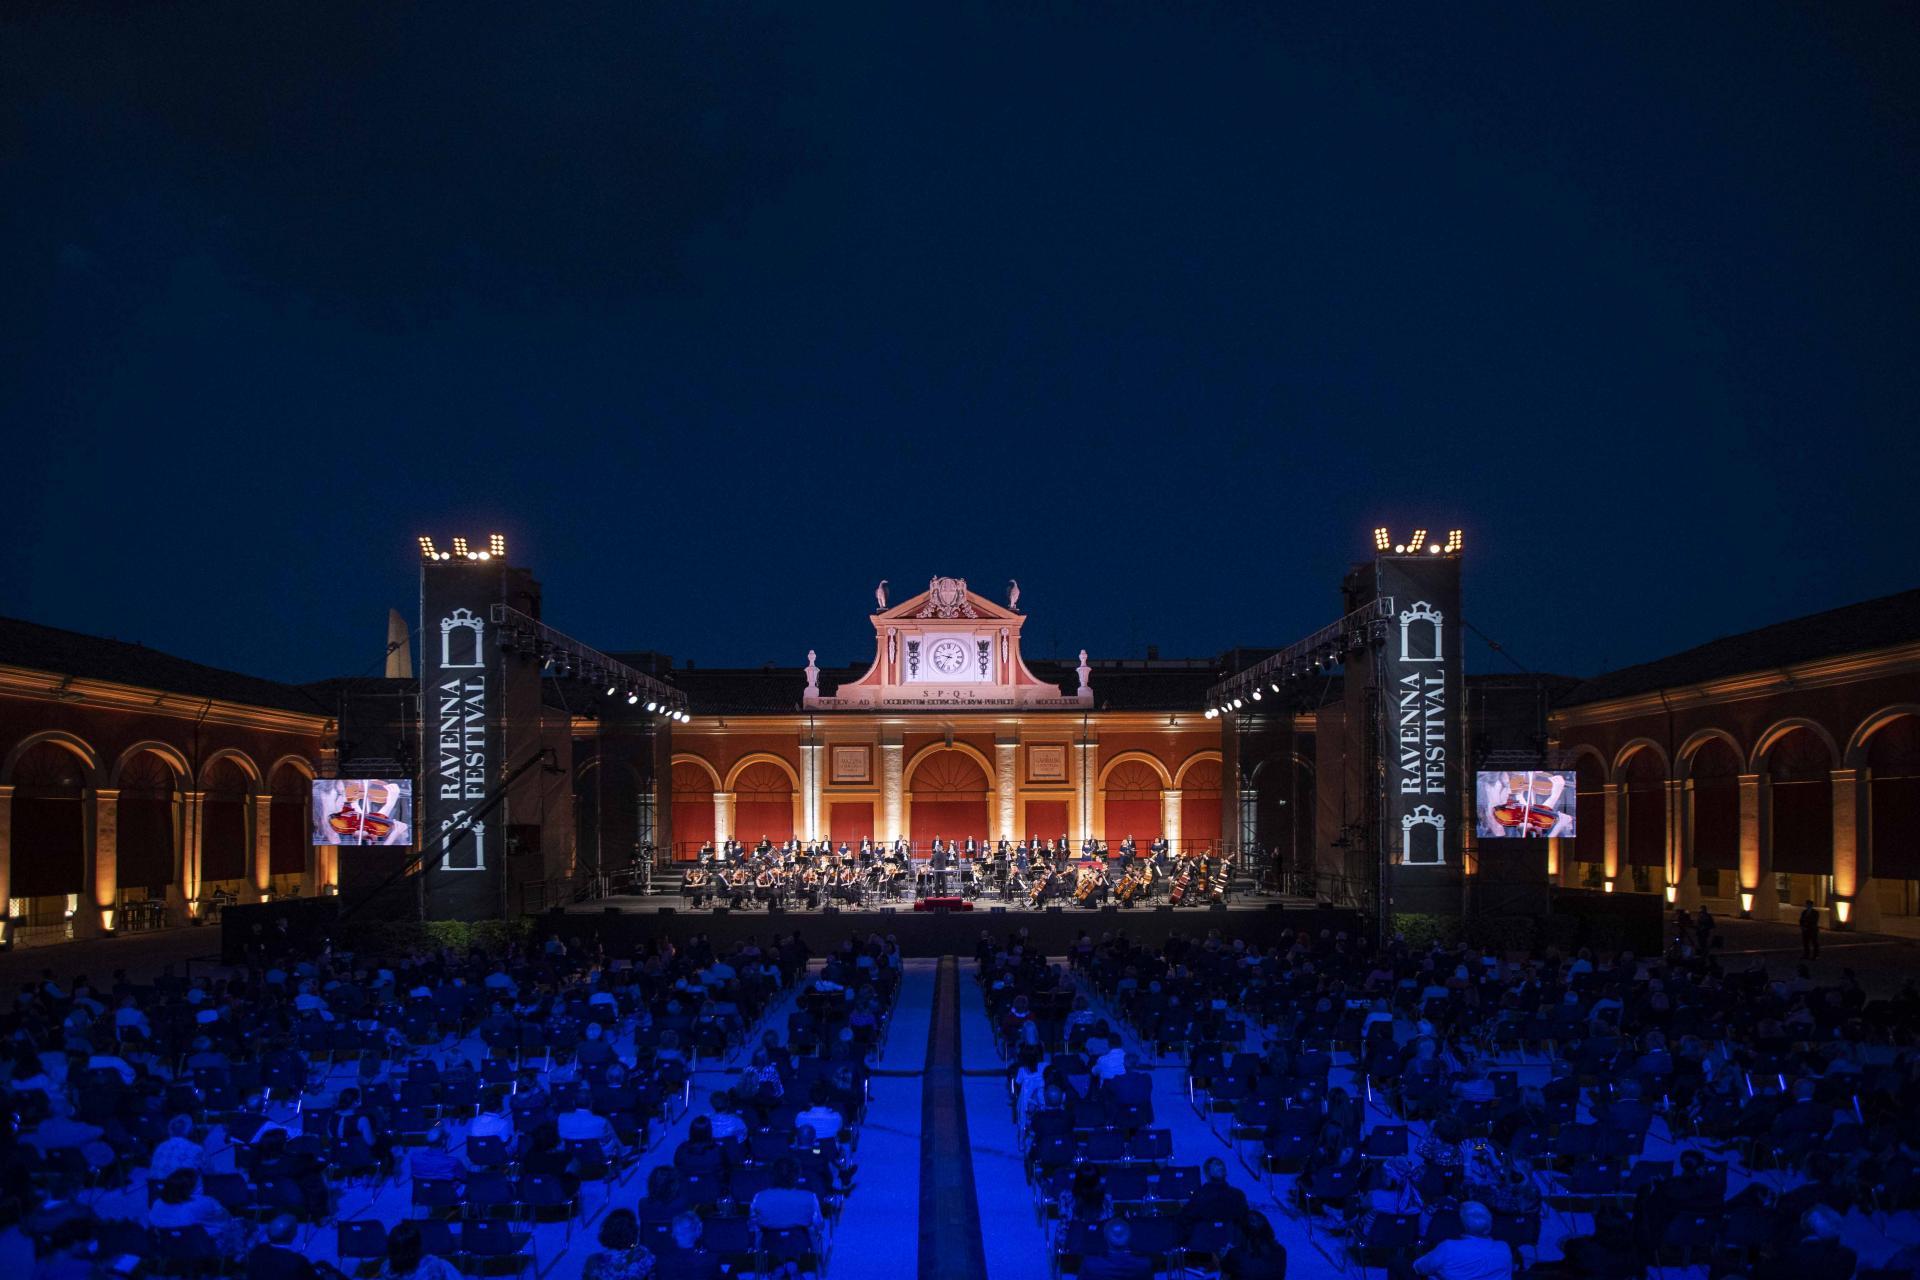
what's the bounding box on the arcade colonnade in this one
[1552,702,1920,930]
[662,718,1229,857]
[0,724,329,942]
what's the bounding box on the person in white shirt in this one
[795,1084,844,1142]
[558,1106,619,1158]
[1411,1201,1513,1280]
[1092,1045,1129,1083]
[708,1091,748,1144]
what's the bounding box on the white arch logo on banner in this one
[440,608,485,669]
[1402,804,1445,865]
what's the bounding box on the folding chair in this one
[337,1220,390,1276]
[459,1219,531,1274]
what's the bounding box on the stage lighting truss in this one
[1204,596,1394,714]
[1374,526,1463,558]
[490,603,691,720]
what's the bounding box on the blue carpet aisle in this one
[961,959,1066,1280]
[918,957,989,1280]
[821,957,935,1280]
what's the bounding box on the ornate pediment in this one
[807,574,1088,710]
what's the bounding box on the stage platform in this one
[554,893,1359,957]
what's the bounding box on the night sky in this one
[4,5,1915,688]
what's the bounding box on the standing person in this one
[1799,900,1821,960]
[1694,905,1714,951]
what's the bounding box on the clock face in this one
[930,639,968,674]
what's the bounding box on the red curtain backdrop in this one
[10,796,83,897]
[670,762,716,858]
[731,762,793,845]
[201,799,248,883]
[119,798,175,890]
[911,800,988,846]
[1870,716,1920,879]
[734,801,793,844]
[270,800,308,875]
[1103,760,1163,843]
[1104,799,1160,844]
[1180,759,1223,850]
[1024,800,1069,843]
[1768,730,1832,876]
[829,802,874,845]
[671,801,715,857]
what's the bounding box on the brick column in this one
[1602,782,1624,887]
[1738,773,1775,918]
[0,784,13,941]
[1072,740,1095,846]
[1161,788,1182,851]
[251,794,273,901]
[799,742,823,841]
[174,790,204,919]
[995,739,1018,843]
[712,791,735,847]
[881,740,905,843]
[91,788,120,932]
[1664,779,1696,907]
[1830,768,1876,930]
[1546,835,1570,886]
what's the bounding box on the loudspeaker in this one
[1100,905,1117,914]
[1209,903,1227,912]
[714,907,731,915]
[658,907,676,915]
[1154,905,1173,914]
[1046,906,1063,914]
[990,906,1006,914]
[603,906,622,915]
[769,906,786,915]
[1266,903,1285,912]
[824,906,840,915]
[881,907,897,915]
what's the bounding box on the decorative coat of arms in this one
[915,576,980,619]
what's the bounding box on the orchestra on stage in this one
[676,833,1230,911]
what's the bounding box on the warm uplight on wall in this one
[1664,884,1677,904]
[1603,878,1616,894]
[1834,895,1853,926]
[1739,889,1755,916]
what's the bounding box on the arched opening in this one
[1622,748,1667,893]
[118,751,179,901]
[199,757,252,897]
[669,761,715,859]
[1867,714,1920,915]
[9,740,86,937]
[1573,754,1606,886]
[1689,738,1742,899]
[733,760,795,846]
[1179,758,1223,852]
[269,761,312,895]
[1765,726,1834,909]
[909,750,989,847]
[1102,759,1163,844]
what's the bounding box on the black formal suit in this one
[1180,1180,1250,1229]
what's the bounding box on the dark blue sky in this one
[4,4,1915,686]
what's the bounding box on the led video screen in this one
[1475,769,1576,838]
[312,778,414,846]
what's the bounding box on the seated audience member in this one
[149,1114,207,1183]
[247,1213,319,1280]
[583,1208,656,1280]
[1553,1206,1640,1280]
[406,1129,463,1185]
[384,1220,461,1279]
[1754,1207,1857,1280]
[751,1157,824,1235]
[796,1083,846,1142]
[1410,1201,1511,1280]
[1181,1157,1250,1231]
[148,1168,247,1258]
[1061,1163,1112,1222]
[558,1099,622,1159]
[637,1166,691,1225]
[1223,1211,1288,1280]
[654,1212,724,1280]
[1081,1217,1156,1280]
[672,1115,729,1181]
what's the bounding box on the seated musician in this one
[684,865,712,908]
[1119,835,1136,859]
[698,840,716,864]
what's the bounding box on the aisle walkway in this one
[828,958,934,1280]
[961,959,1060,1280]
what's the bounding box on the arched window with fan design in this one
[1102,759,1163,844]
[909,750,989,847]
[732,761,794,844]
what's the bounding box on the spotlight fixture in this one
[1394,544,1405,554]
[452,536,470,558]
[645,701,657,712]
[1232,698,1243,709]
[606,683,617,696]
[1251,689,1261,701]
[489,533,506,557]
[1428,544,1441,554]
[418,535,438,559]
[1445,529,1464,553]
[627,692,639,705]
[1408,529,1427,555]
[1373,527,1391,552]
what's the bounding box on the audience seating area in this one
[3,929,899,1278]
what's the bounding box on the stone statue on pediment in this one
[875,580,889,611]
[1008,579,1021,612]
[805,650,819,694]
[1077,649,1091,694]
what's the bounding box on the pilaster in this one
[251,794,274,900]
[713,792,736,847]
[1738,773,1775,918]
[881,740,905,843]
[1830,767,1876,929]
[1601,782,1624,886]
[994,739,1018,843]
[1161,788,1182,850]
[92,788,121,931]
